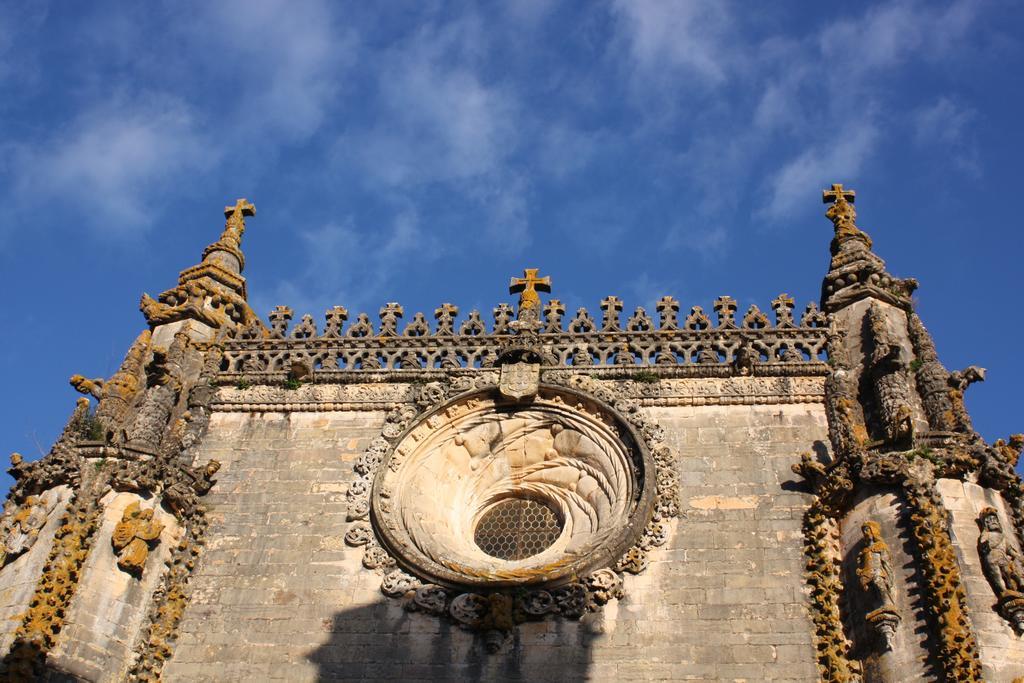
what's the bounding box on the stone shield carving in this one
[371,384,656,589]
[498,362,540,400]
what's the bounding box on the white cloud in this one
[912,97,979,175]
[344,28,518,187]
[611,0,731,83]
[185,0,355,141]
[12,95,210,235]
[913,97,975,146]
[336,17,532,251]
[760,121,879,222]
[820,0,978,74]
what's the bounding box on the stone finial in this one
[741,305,770,329]
[771,293,796,328]
[713,296,737,328]
[268,306,293,339]
[434,303,459,336]
[403,313,429,337]
[347,313,374,338]
[656,296,679,330]
[324,306,348,338]
[542,299,565,333]
[460,310,486,336]
[509,269,551,318]
[684,306,711,331]
[291,314,317,339]
[800,302,827,328]
[569,308,596,333]
[378,303,404,337]
[600,296,623,331]
[626,307,653,332]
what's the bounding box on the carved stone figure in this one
[112,501,165,576]
[856,521,900,650]
[69,329,151,444]
[948,365,986,433]
[732,341,758,376]
[0,495,56,565]
[978,507,1024,631]
[866,303,913,446]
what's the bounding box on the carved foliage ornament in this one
[345,373,677,647]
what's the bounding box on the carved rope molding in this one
[802,502,859,683]
[342,372,678,652]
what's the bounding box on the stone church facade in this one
[0,187,1022,681]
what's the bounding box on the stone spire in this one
[139,199,257,333]
[819,184,917,313]
[202,198,256,275]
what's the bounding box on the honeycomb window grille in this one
[474,497,563,561]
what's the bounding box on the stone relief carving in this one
[211,375,826,414]
[856,521,900,650]
[112,501,165,576]
[0,494,58,566]
[978,506,1024,632]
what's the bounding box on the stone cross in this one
[771,293,795,328]
[600,296,623,331]
[324,306,348,338]
[378,303,403,337]
[509,269,551,315]
[493,304,514,334]
[713,296,737,328]
[434,303,459,336]
[822,184,859,235]
[822,183,855,207]
[221,198,256,249]
[656,296,679,330]
[268,306,293,339]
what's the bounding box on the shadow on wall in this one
[307,598,599,683]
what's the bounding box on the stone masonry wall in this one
[162,395,828,682]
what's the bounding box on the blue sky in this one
[1,1,1022,494]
